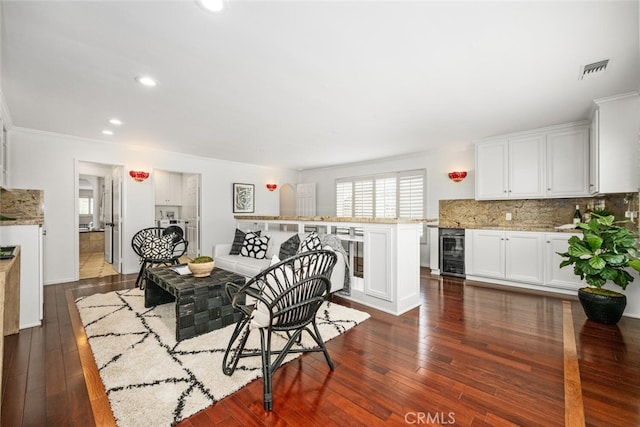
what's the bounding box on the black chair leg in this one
[222,316,251,376]
[312,320,334,370]
[135,262,146,288]
[260,329,273,411]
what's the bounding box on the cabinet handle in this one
[547,241,550,243]
[547,188,551,191]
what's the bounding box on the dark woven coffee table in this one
[144,266,246,341]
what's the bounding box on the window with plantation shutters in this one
[336,169,425,220]
[353,179,374,217]
[398,173,424,219]
[336,181,353,217]
[375,176,397,218]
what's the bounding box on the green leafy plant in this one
[191,256,213,264]
[558,213,640,294]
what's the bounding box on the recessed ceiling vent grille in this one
[580,59,609,79]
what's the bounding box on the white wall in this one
[298,145,475,219]
[297,145,475,265]
[7,128,297,284]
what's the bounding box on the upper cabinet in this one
[476,123,588,200]
[590,92,640,194]
[154,170,183,206]
[546,126,589,197]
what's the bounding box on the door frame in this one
[74,160,125,281]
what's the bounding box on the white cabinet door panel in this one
[505,232,544,283]
[468,230,504,278]
[545,233,583,290]
[546,127,589,197]
[475,140,508,200]
[364,226,392,301]
[508,134,545,198]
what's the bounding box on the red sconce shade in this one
[448,171,467,182]
[129,171,150,182]
[266,183,278,191]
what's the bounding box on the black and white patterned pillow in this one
[298,232,322,253]
[279,234,300,260]
[230,229,260,255]
[141,234,174,259]
[240,233,270,259]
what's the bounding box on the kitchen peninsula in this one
[235,215,426,315]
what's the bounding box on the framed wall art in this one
[232,183,255,213]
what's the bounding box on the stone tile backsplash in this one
[439,193,639,231]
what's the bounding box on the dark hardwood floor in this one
[3,270,640,426]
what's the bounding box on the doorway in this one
[77,161,123,279]
[153,169,202,259]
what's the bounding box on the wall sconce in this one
[448,171,467,182]
[266,183,278,192]
[129,171,150,182]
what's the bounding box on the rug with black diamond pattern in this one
[75,288,370,427]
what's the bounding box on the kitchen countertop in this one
[235,215,439,224]
[437,225,582,233]
[1,218,44,226]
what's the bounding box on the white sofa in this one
[213,230,345,293]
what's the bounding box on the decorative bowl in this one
[187,260,215,277]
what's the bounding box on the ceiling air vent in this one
[580,59,609,79]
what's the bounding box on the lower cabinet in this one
[466,229,580,293]
[466,230,544,284]
[544,233,584,290]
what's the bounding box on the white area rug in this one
[75,288,370,427]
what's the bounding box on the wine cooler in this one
[439,228,465,278]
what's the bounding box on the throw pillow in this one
[240,233,270,259]
[278,234,301,260]
[229,229,260,255]
[141,234,174,259]
[298,232,322,253]
[252,255,294,329]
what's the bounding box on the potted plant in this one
[558,213,640,324]
[188,256,215,277]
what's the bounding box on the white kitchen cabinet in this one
[475,134,544,200]
[154,170,183,205]
[544,233,583,291]
[467,230,505,278]
[476,122,592,200]
[546,126,589,197]
[475,140,508,199]
[0,224,43,329]
[466,229,544,284]
[590,92,640,194]
[364,225,392,301]
[505,232,545,283]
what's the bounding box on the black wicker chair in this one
[222,250,337,411]
[131,226,188,288]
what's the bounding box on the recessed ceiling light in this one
[135,75,157,87]
[109,118,123,126]
[102,130,114,136]
[196,0,224,13]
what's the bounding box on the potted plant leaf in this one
[558,213,640,325]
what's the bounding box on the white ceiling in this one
[1,0,639,170]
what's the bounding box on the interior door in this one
[184,174,201,258]
[296,183,316,216]
[112,167,123,273]
[103,173,113,263]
